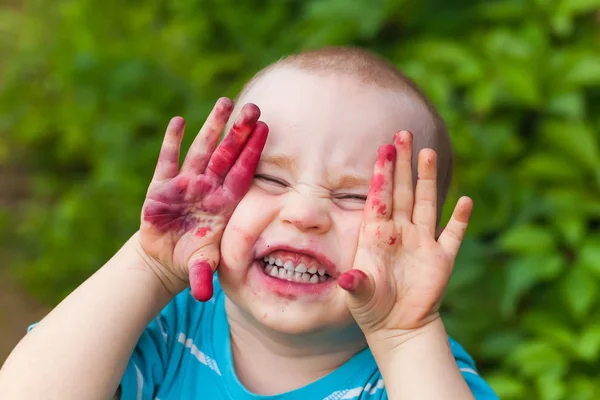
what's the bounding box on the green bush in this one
[1,0,600,398]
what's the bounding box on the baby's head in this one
[218,47,453,340]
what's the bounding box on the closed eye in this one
[335,194,368,202]
[254,174,288,187]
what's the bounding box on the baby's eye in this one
[335,194,368,202]
[254,174,289,187]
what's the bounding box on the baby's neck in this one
[224,298,366,395]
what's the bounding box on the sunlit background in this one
[1,1,600,398]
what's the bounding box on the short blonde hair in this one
[237,46,453,224]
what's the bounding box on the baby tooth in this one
[308,266,317,274]
[284,261,295,271]
[319,275,327,282]
[263,256,269,262]
[295,263,307,273]
[309,274,319,284]
[270,267,279,277]
[269,256,275,264]
[302,273,310,282]
[318,268,326,276]
[294,272,302,281]
[265,264,273,274]
[275,258,283,266]
[278,268,286,279]
[286,270,293,280]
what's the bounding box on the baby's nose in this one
[279,190,331,234]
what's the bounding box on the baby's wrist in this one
[365,315,447,362]
[124,233,185,304]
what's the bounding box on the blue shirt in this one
[120,277,498,399]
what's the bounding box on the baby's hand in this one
[139,98,268,301]
[339,131,472,342]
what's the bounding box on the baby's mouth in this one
[262,252,332,284]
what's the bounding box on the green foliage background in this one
[1,0,600,398]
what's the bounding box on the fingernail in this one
[169,116,185,132]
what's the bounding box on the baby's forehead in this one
[232,67,436,151]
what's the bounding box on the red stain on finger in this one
[338,269,368,293]
[369,174,385,195]
[196,227,212,237]
[369,193,387,215]
[208,104,261,177]
[224,121,269,199]
[388,236,396,245]
[189,260,214,301]
[375,144,396,167]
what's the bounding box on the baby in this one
[0,47,498,399]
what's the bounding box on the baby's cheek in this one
[220,190,274,269]
[331,208,363,270]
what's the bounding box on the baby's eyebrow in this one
[332,175,370,190]
[260,155,296,172]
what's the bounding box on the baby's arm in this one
[0,235,175,399]
[369,319,476,399]
[0,99,268,399]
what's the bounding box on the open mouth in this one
[262,254,332,284]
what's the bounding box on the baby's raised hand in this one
[139,98,268,301]
[339,131,472,341]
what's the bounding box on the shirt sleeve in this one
[449,338,499,400]
[120,290,194,400]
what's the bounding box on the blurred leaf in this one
[569,375,599,400]
[501,254,563,316]
[546,91,585,119]
[485,373,526,399]
[553,214,586,246]
[556,0,600,19]
[580,240,600,277]
[561,266,598,319]
[540,119,600,171]
[537,372,567,400]
[522,311,576,349]
[508,340,567,377]
[500,64,541,105]
[499,224,556,254]
[467,80,499,114]
[519,153,582,182]
[564,54,600,86]
[575,323,600,362]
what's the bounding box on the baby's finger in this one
[153,117,185,181]
[223,121,269,200]
[181,98,234,174]
[392,131,414,222]
[205,103,260,182]
[412,149,437,236]
[339,269,375,307]
[438,196,473,260]
[364,145,396,222]
[188,250,219,301]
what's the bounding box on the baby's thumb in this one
[338,269,375,307]
[188,251,219,302]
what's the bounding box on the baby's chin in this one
[232,295,356,337]
[219,271,354,336]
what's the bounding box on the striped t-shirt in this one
[120,278,498,399]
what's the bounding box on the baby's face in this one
[219,67,434,335]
